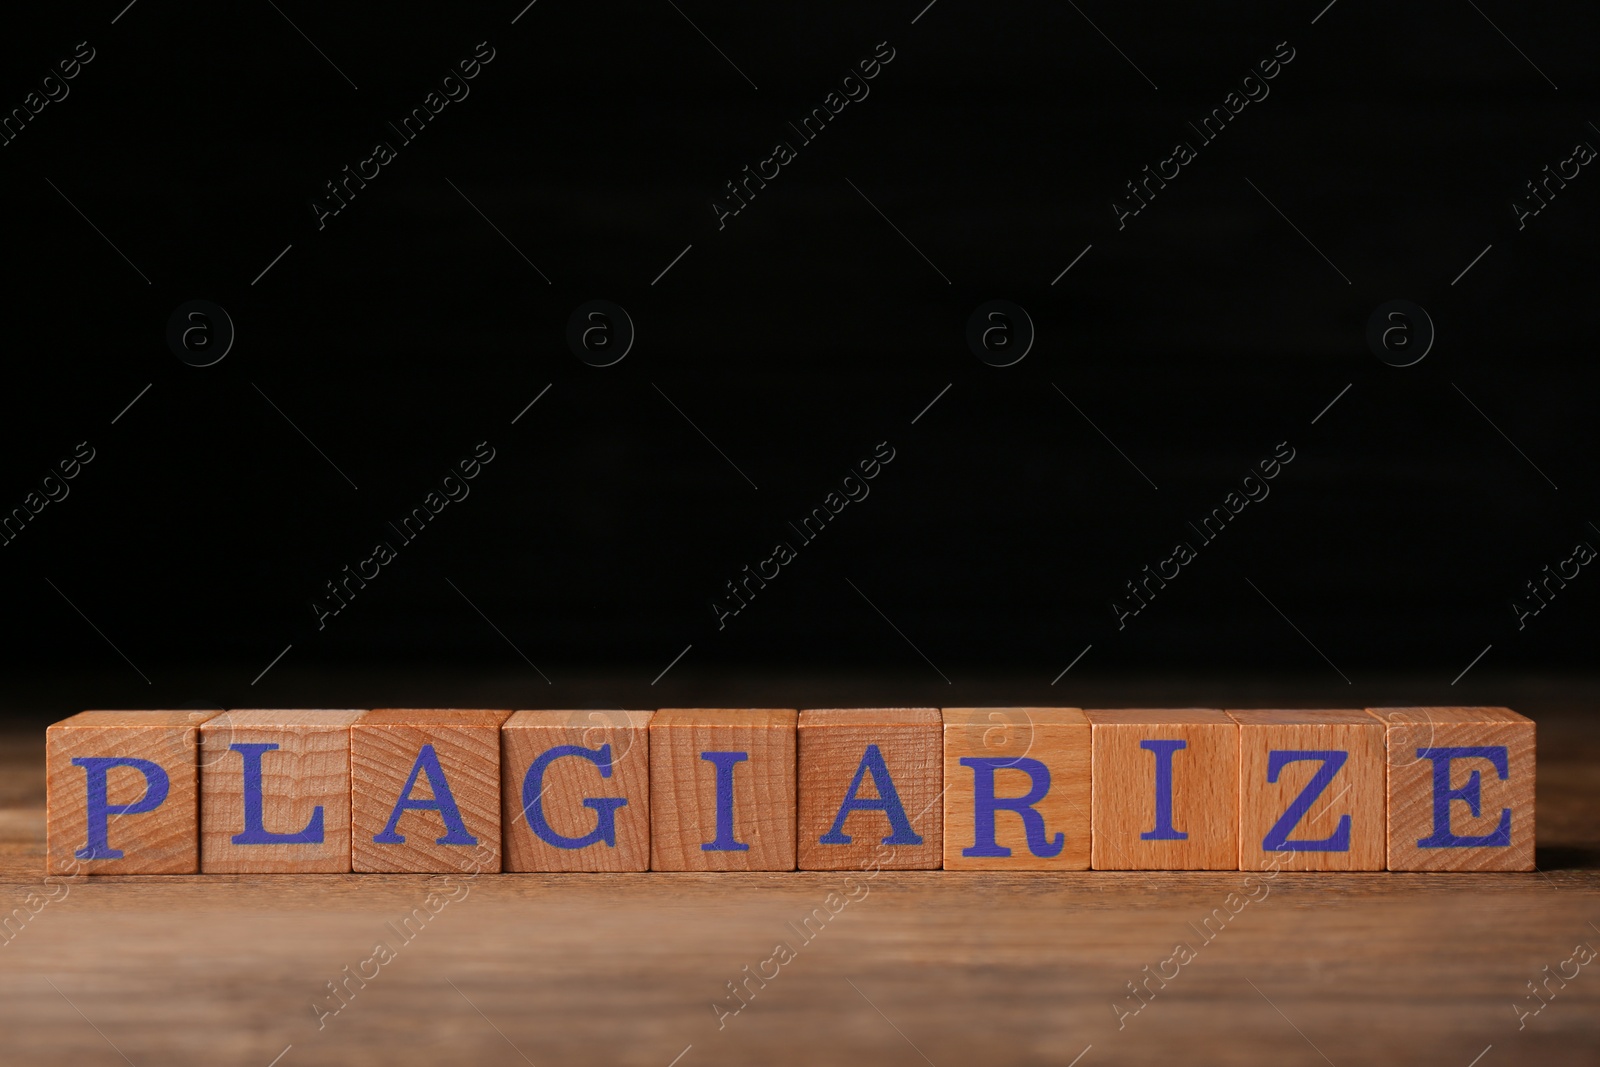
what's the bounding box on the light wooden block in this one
[46,710,217,874]
[1087,708,1238,870]
[199,709,365,873]
[351,709,511,873]
[1369,706,1535,871]
[649,709,796,871]
[941,708,1091,870]
[797,708,942,870]
[1229,709,1384,871]
[501,710,653,872]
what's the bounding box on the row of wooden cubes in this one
[44,706,1534,874]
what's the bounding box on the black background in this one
[1,0,1596,715]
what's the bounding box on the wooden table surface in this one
[2,674,1597,1066]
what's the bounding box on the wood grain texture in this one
[3,678,1599,1067]
[1229,709,1384,871]
[501,710,653,872]
[1086,709,1238,870]
[199,710,366,874]
[350,709,510,873]
[796,708,942,870]
[649,709,796,871]
[941,708,1091,870]
[45,710,217,874]
[1370,706,1535,871]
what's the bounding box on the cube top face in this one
[1088,710,1238,869]
[649,709,797,871]
[1367,706,1529,725]
[205,709,366,729]
[797,709,942,870]
[505,709,654,729]
[200,710,365,873]
[1372,706,1535,871]
[942,707,1089,727]
[941,708,1090,870]
[653,708,796,727]
[55,710,218,731]
[363,709,512,728]
[1228,710,1384,871]
[47,710,219,874]
[799,708,939,727]
[351,711,508,873]
[1085,708,1230,726]
[1228,708,1376,726]
[501,710,652,872]
[941,709,1089,758]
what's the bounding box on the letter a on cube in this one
[352,709,510,873]
[798,708,942,870]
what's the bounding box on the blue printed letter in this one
[1261,750,1350,852]
[1140,739,1188,841]
[72,757,170,860]
[373,743,478,846]
[960,756,1064,858]
[230,742,325,845]
[1416,746,1511,849]
[819,744,923,846]
[523,743,628,849]
[701,751,750,852]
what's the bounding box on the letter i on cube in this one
[1087,709,1239,870]
[649,709,796,871]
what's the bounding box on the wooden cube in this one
[1369,706,1535,871]
[649,709,796,871]
[940,708,1090,870]
[1086,709,1238,870]
[1229,709,1384,871]
[351,709,511,873]
[501,710,653,872]
[797,708,942,870]
[199,709,366,873]
[46,710,218,874]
